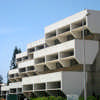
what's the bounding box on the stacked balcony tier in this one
[22,71,85,97]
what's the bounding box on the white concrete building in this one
[1,9,100,98]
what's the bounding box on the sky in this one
[0,0,100,82]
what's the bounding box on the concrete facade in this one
[1,9,100,98]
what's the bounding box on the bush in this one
[87,96,97,100]
[79,97,84,100]
[31,96,67,100]
[40,97,48,100]
[79,96,97,100]
[48,96,57,100]
[56,96,65,100]
[31,97,48,100]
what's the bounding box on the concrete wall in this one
[87,10,100,34]
[75,40,99,64]
[62,72,85,96]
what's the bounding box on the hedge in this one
[31,96,100,100]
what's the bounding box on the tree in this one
[7,72,10,85]
[10,46,21,69]
[0,75,3,84]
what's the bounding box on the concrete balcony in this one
[9,69,19,75]
[27,39,45,53]
[18,59,34,69]
[9,82,22,94]
[19,65,37,77]
[47,81,61,90]
[45,10,87,34]
[45,30,56,39]
[8,69,21,82]
[34,39,98,65]
[34,83,46,91]
[16,52,28,63]
[33,39,98,71]
[45,25,75,47]
[1,85,9,96]
[9,82,22,89]
[45,10,100,42]
[9,88,22,94]
[18,59,35,77]
[34,40,74,59]
[27,39,45,49]
[22,71,85,96]
[35,57,45,65]
[23,84,33,93]
[19,67,28,77]
[27,66,37,76]
[9,88,16,94]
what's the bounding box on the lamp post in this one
[6,92,8,100]
[82,17,87,100]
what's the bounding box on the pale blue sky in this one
[0,0,100,82]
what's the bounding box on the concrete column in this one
[56,29,59,35]
[45,56,47,64]
[58,52,60,60]
[35,47,37,51]
[70,23,72,31]
[45,82,48,91]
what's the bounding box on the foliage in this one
[0,74,3,84]
[31,97,48,100]
[56,96,65,100]
[79,96,97,100]
[79,97,84,100]
[30,96,100,100]
[7,72,10,85]
[87,96,97,100]
[48,96,57,100]
[30,96,66,100]
[40,97,48,100]
[10,46,21,69]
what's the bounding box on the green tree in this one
[7,72,10,85]
[0,75,3,84]
[10,46,21,69]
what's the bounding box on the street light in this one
[82,16,87,100]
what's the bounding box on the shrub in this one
[79,97,84,100]
[40,97,48,100]
[48,96,57,100]
[56,96,65,100]
[87,96,97,100]
[31,97,48,100]
[30,96,66,100]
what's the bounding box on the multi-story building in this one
[1,9,100,99]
